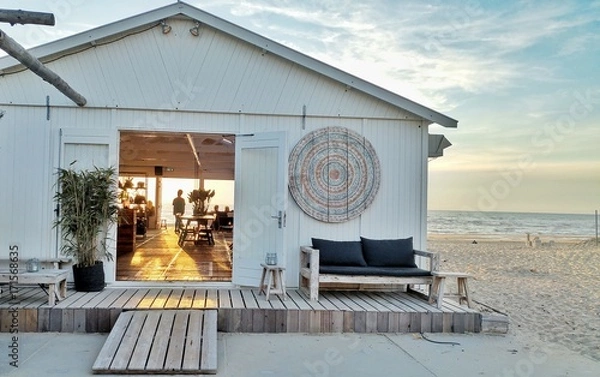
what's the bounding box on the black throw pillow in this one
[360,236,416,267]
[311,238,367,267]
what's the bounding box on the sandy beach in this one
[428,233,600,362]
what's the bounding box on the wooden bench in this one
[300,245,439,301]
[0,269,69,305]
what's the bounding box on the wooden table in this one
[178,215,215,246]
[429,271,472,309]
[258,263,286,300]
[0,269,69,305]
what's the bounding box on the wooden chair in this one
[196,219,215,245]
[177,221,196,246]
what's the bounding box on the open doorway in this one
[116,131,235,282]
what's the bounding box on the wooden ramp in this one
[92,310,217,374]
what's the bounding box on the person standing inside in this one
[172,189,186,233]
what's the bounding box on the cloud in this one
[217,1,597,112]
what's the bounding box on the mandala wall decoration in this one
[288,127,381,223]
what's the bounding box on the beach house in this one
[0,2,457,288]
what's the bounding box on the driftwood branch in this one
[0,28,86,106]
[0,9,55,26]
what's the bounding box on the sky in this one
[1,0,598,215]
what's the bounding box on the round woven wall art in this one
[289,127,381,223]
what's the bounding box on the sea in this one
[159,206,598,238]
[428,210,599,238]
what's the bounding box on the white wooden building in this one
[0,2,457,287]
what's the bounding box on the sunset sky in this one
[2,0,598,214]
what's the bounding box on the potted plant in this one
[54,164,119,292]
[188,188,215,215]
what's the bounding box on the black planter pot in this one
[72,261,105,292]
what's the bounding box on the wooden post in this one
[0,9,55,26]
[0,29,86,106]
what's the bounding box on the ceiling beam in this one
[186,133,202,169]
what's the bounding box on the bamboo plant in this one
[53,164,119,267]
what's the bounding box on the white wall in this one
[0,17,430,286]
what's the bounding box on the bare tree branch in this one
[0,9,55,26]
[0,28,87,106]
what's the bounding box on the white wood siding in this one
[0,19,418,121]
[0,107,57,260]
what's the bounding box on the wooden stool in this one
[430,271,472,309]
[258,263,286,300]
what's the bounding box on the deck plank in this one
[206,289,219,308]
[200,310,218,373]
[80,291,110,308]
[319,292,352,311]
[127,311,162,371]
[192,289,207,308]
[164,311,189,371]
[218,289,232,308]
[122,288,150,309]
[146,311,176,370]
[137,288,162,309]
[150,288,173,309]
[109,289,138,309]
[182,310,204,371]
[240,289,258,309]
[229,289,244,308]
[110,311,147,370]
[164,288,184,309]
[54,290,90,309]
[20,289,49,308]
[96,288,128,308]
[92,311,134,371]
[179,288,196,308]
[286,290,313,310]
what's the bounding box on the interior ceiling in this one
[119,131,235,180]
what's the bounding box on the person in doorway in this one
[172,189,186,233]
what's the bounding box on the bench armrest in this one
[414,249,439,272]
[300,245,320,270]
[300,246,320,300]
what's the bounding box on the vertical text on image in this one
[7,244,20,368]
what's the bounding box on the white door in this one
[59,128,118,282]
[232,132,288,287]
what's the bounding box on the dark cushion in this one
[360,237,416,267]
[319,265,431,277]
[311,238,367,267]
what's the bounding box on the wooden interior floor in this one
[116,228,233,282]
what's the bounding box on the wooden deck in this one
[0,286,487,334]
[92,310,217,374]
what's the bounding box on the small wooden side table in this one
[0,269,69,306]
[258,263,286,300]
[430,271,472,309]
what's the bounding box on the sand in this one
[427,233,600,362]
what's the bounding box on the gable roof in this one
[0,1,457,128]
